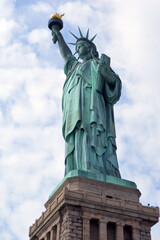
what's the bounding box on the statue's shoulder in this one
[64,55,79,75]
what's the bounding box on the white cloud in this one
[0,42,39,68]
[31,2,53,14]
[58,2,94,26]
[0,0,15,18]
[28,28,50,44]
[0,19,19,47]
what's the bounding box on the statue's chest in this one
[78,61,92,80]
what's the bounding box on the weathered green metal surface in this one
[50,21,122,180]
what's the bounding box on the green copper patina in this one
[50,23,122,179]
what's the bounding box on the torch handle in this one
[48,16,63,44]
[51,25,59,44]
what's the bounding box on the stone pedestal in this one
[29,176,159,240]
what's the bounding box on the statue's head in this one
[69,27,99,60]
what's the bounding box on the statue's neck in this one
[82,55,92,62]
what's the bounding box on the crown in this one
[69,27,97,47]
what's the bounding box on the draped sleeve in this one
[104,68,122,105]
[64,55,79,76]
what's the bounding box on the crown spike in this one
[86,29,89,39]
[68,42,77,45]
[69,31,79,39]
[90,34,97,42]
[78,26,83,38]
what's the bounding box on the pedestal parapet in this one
[29,176,159,240]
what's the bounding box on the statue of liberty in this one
[49,15,122,178]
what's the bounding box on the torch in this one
[48,13,64,44]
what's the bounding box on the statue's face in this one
[76,41,91,60]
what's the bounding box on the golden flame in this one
[51,13,65,19]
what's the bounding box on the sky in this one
[0,0,160,239]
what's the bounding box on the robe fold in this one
[62,54,122,178]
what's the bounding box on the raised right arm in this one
[52,29,72,62]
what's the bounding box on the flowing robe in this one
[62,55,121,177]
